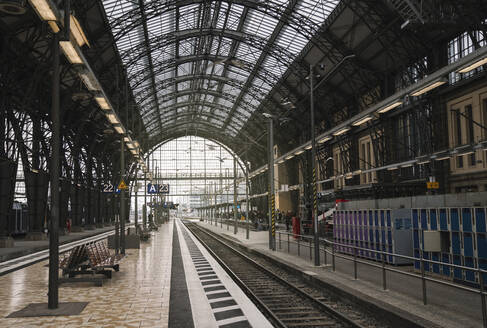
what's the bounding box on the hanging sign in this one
[118,179,128,190]
[102,183,114,193]
[160,184,170,194]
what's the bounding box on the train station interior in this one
[1,0,487,327]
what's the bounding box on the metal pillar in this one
[120,136,125,255]
[48,31,60,309]
[268,118,275,251]
[310,63,320,266]
[134,173,138,229]
[233,157,238,234]
[246,164,250,240]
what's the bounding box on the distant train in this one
[9,201,28,235]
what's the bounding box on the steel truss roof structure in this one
[100,0,340,152]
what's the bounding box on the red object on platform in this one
[292,216,300,238]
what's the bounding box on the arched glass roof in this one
[101,0,340,142]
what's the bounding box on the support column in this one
[268,118,275,251]
[120,136,125,255]
[233,157,238,234]
[48,30,60,309]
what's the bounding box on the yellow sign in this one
[427,181,439,189]
[118,179,128,190]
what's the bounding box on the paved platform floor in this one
[0,218,271,327]
[197,219,484,328]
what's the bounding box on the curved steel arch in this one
[139,89,259,119]
[129,54,281,94]
[134,74,268,104]
[119,29,297,72]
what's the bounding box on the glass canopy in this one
[101,0,340,142]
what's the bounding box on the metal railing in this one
[277,230,487,328]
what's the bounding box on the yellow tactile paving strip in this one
[0,220,173,328]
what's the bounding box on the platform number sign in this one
[159,184,169,194]
[102,183,114,193]
[147,183,170,194]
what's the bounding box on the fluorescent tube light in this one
[458,56,487,74]
[387,166,399,171]
[106,114,119,124]
[95,96,110,109]
[352,116,372,126]
[345,173,353,179]
[411,79,447,97]
[332,127,350,136]
[304,144,312,150]
[295,149,305,155]
[48,21,60,33]
[353,170,362,175]
[114,126,125,134]
[318,135,332,143]
[285,155,294,160]
[59,40,83,64]
[123,137,130,142]
[70,15,90,47]
[435,155,451,161]
[401,163,414,168]
[79,72,100,91]
[377,101,403,114]
[29,0,56,21]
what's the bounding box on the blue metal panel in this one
[478,234,487,259]
[464,233,474,257]
[476,208,486,233]
[387,230,392,244]
[453,255,462,279]
[432,252,440,274]
[374,210,379,226]
[462,208,472,232]
[479,259,487,286]
[368,210,374,226]
[452,232,461,254]
[464,257,475,282]
[439,209,448,231]
[413,230,420,248]
[442,253,451,277]
[412,209,419,229]
[423,252,430,272]
[387,210,391,227]
[380,210,385,226]
[429,209,438,230]
[451,208,460,231]
[420,209,428,229]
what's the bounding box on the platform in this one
[0,219,272,328]
[197,219,484,328]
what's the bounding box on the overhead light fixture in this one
[285,154,294,160]
[106,113,119,124]
[458,56,487,74]
[123,137,130,142]
[345,173,353,179]
[411,78,447,97]
[318,135,332,143]
[377,101,403,114]
[352,116,373,126]
[48,21,59,33]
[133,141,140,148]
[304,144,312,150]
[70,15,89,47]
[295,149,305,155]
[29,0,57,21]
[59,40,83,64]
[387,166,399,171]
[127,143,135,149]
[277,159,285,164]
[435,155,451,161]
[114,125,125,135]
[332,127,350,137]
[418,159,430,165]
[79,72,100,91]
[461,150,475,156]
[353,169,362,175]
[401,163,414,168]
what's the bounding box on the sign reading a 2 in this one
[102,183,114,193]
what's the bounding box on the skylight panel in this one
[217,4,244,30]
[297,0,340,25]
[243,9,279,40]
[178,4,200,30]
[276,24,309,55]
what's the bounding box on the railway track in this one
[184,221,392,328]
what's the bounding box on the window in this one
[448,30,487,84]
[359,136,376,184]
